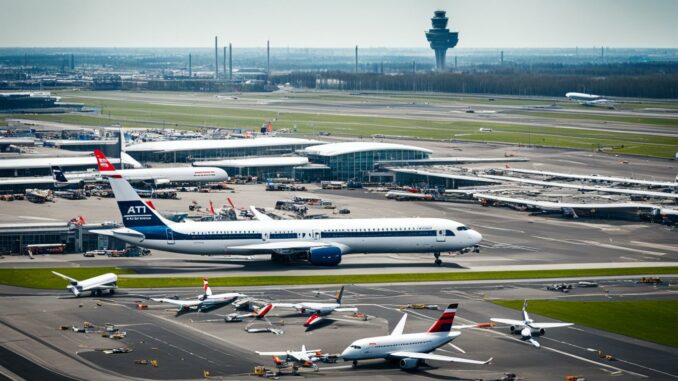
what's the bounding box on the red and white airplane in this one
[225,303,274,322]
[152,278,244,312]
[272,286,358,328]
[341,304,492,370]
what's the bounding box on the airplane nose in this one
[340,347,352,359]
[469,229,482,245]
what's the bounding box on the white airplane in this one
[565,92,614,108]
[490,300,574,348]
[52,271,117,297]
[256,345,324,371]
[225,303,274,322]
[91,149,229,186]
[152,278,244,312]
[93,150,482,266]
[272,286,358,328]
[341,304,492,370]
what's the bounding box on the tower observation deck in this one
[425,10,459,70]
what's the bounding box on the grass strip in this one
[491,299,678,348]
[0,266,675,289]
[0,267,136,289]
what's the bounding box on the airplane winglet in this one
[485,357,493,364]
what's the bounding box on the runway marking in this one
[630,241,678,252]
[581,241,666,256]
[18,216,59,221]
[473,224,525,234]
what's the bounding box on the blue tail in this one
[51,166,68,183]
[106,173,171,229]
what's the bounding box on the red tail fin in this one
[145,200,156,210]
[93,150,115,172]
[227,197,236,210]
[209,200,215,215]
[256,304,273,319]
[427,303,458,333]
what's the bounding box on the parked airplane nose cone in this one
[469,229,483,245]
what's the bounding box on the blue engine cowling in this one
[308,246,342,266]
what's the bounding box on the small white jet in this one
[490,300,574,348]
[341,304,492,370]
[52,271,118,297]
[225,303,274,322]
[256,345,324,371]
[152,278,243,312]
[272,286,358,328]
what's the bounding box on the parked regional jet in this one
[52,271,117,297]
[272,286,358,328]
[94,149,229,185]
[152,278,243,312]
[93,151,482,266]
[490,300,573,348]
[341,304,492,370]
[565,92,614,108]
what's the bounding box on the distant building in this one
[425,10,459,71]
[300,142,432,181]
[125,137,321,163]
[0,92,84,113]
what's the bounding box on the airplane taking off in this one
[52,271,117,297]
[341,304,492,370]
[272,286,358,328]
[490,300,574,348]
[93,150,482,266]
[565,92,614,108]
[152,278,244,312]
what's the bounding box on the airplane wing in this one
[530,322,574,329]
[151,298,202,308]
[249,206,273,221]
[334,307,358,313]
[391,313,408,336]
[256,351,288,356]
[389,351,492,365]
[226,241,339,253]
[490,318,524,326]
[272,303,300,309]
[52,271,78,284]
[90,228,145,239]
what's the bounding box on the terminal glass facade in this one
[128,143,314,163]
[307,149,430,181]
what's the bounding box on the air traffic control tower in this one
[425,10,458,70]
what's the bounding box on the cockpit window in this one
[456,226,468,231]
[445,229,455,236]
[350,345,362,349]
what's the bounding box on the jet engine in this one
[308,246,342,266]
[399,358,419,370]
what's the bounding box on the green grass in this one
[0,266,675,289]
[5,91,678,158]
[492,299,678,348]
[517,111,678,127]
[0,267,136,289]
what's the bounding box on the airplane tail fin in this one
[209,200,216,216]
[427,303,458,333]
[522,300,530,322]
[256,304,273,319]
[97,150,172,229]
[51,166,68,183]
[203,278,213,296]
[336,286,344,304]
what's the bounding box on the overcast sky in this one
[1,0,677,48]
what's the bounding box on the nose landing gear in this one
[433,252,441,266]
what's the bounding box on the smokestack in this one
[214,36,218,79]
[455,56,458,69]
[500,50,504,65]
[189,53,192,77]
[267,40,270,75]
[355,45,358,73]
[412,60,416,74]
[380,61,383,74]
[229,43,233,80]
[223,46,226,79]
[70,54,74,70]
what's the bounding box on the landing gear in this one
[109,289,115,295]
[434,252,442,266]
[473,245,480,253]
[352,360,358,368]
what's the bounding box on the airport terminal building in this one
[299,142,433,181]
[125,137,320,163]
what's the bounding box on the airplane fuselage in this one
[341,331,460,361]
[111,217,481,256]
